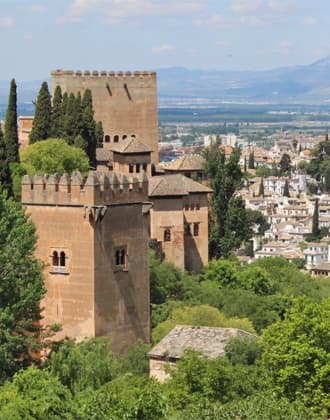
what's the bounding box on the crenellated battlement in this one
[22,170,149,206]
[51,69,156,80]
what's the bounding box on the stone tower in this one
[51,70,158,163]
[22,171,151,353]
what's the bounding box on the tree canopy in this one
[20,138,89,176]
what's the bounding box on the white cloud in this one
[152,44,175,54]
[194,14,225,27]
[278,40,293,55]
[0,17,15,28]
[29,5,48,13]
[301,16,317,25]
[239,15,260,26]
[229,0,262,13]
[61,0,205,23]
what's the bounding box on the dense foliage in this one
[0,194,45,382]
[20,138,90,176]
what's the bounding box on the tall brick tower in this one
[22,171,151,353]
[51,70,158,163]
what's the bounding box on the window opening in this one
[164,228,171,242]
[60,251,66,267]
[52,251,59,266]
[114,135,119,143]
[193,223,199,236]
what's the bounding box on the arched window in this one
[131,134,136,138]
[164,228,171,242]
[142,163,147,172]
[60,251,66,267]
[104,135,110,143]
[122,134,127,140]
[136,163,140,173]
[129,163,134,173]
[114,135,119,143]
[52,251,59,266]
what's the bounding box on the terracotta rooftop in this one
[148,325,254,360]
[111,137,153,154]
[148,174,212,197]
[160,154,205,171]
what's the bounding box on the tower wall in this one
[51,70,158,163]
[22,171,150,352]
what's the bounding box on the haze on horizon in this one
[0,0,329,81]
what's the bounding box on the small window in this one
[52,251,59,266]
[193,223,199,236]
[129,163,134,173]
[104,135,110,143]
[131,134,136,138]
[114,135,119,143]
[136,163,140,173]
[184,204,189,211]
[185,223,191,235]
[142,163,147,172]
[196,203,200,210]
[190,203,195,210]
[115,248,127,269]
[60,251,66,267]
[122,134,127,140]
[164,228,171,242]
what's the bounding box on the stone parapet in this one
[51,69,156,80]
[22,170,148,206]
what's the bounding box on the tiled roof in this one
[148,174,212,197]
[96,148,112,162]
[111,138,153,154]
[160,154,205,171]
[148,325,254,360]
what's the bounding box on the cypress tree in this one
[81,89,96,167]
[29,82,52,143]
[258,178,264,197]
[63,92,84,145]
[0,127,12,194]
[95,121,104,148]
[248,151,255,169]
[4,79,19,164]
[312,198,320,237]
[244,156,247,173]
[283,179,290,197]
[50,85,63,138]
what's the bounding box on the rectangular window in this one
[115,248,128,270]
[193,223,199,236]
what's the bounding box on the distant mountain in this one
[2,57,330,108]
[157,56,330,104]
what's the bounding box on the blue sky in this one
[1,0,329,80]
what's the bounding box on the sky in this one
[1,0,330,80]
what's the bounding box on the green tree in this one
[258,178,264,197]
[203,258,239,288]
[4,79,19,164]
[312,198,320,237]
[255,164,271,178]
[262,299,330,415]
[283,179,290,197]
[81,89,97,167]
[20,138,89,176]
[149,252,185,304]
[0,194,44,382]
[0,127,12,194]
[248,151,255,169]
[29,81,52,143]
[48,338,117,394]
[204,145,247,258]
[279,153,291,175]
[63,93,82,145]
[0,366,76,419]
[50,85,63,138]
[95,121,104,148]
